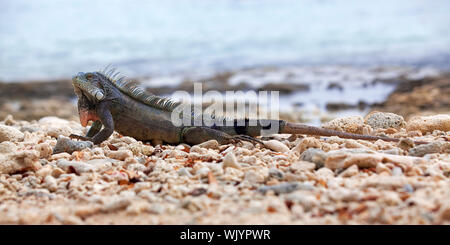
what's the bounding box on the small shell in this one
[264,140,289,153]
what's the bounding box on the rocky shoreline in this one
[373,72,450,120]
[0,67,448,122]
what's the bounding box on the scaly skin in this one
[70,71,427,146]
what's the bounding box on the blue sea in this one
[1,0,450,81]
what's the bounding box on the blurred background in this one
[1,0,449,123]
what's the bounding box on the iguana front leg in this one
[86,120,102,137]
[70,120,102,140]
[70,102,114,144]
[181,126,263,145]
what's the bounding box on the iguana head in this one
[72,72,105,126]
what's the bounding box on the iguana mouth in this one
[72,72,105,102]
[79,109,100,127]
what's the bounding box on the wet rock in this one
[0,125,24,143]
[322,116,365,134]
[327,82,344,91]
[223,152,241,169]
[364,111,406,130]
[406,114,450,133]
[258,83,309,94]
[264,140,290,153]
[299,148,327,169]
[53,136,93,154]
[408,142,443,157]
[326,102,358,111]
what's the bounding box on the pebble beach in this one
[0,78,449,224]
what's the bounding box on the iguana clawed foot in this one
[69,134,92,142]
[229,134,264,146]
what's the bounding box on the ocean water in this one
[1,0,450,81]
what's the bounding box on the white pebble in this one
[264,140,290,153]
[0,125,24,143]
[223,152,241,169]
[44,175,57,192]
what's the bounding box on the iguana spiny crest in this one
[72,66,181,112]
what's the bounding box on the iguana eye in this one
[86,73,93,80]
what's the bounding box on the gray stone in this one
[268,168,284,180]
[409,142,443,157]
[258,182,301,195]
[300,148,327,169]
[53,136,93,154]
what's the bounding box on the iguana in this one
[70,68,426,146]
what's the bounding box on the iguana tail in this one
[210,119,428,145]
